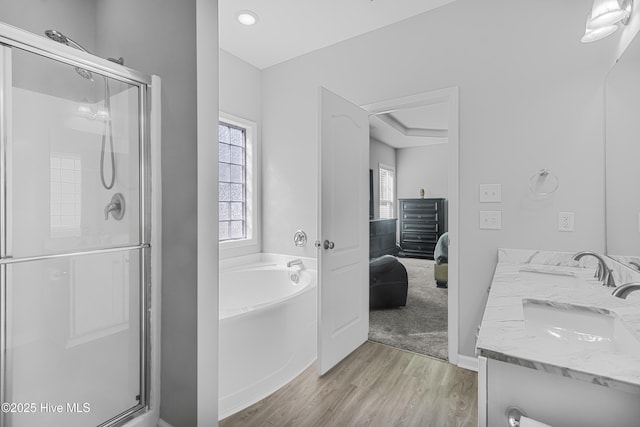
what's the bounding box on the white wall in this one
[219,49,261,124]
[0,0,97,51]
[369,138,396,219]
[261,0,613,358]
[396,143,449,201]
[95,1,202,425]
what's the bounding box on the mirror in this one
[605,31,640,270]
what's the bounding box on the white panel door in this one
[318,87,369,375]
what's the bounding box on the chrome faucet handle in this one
[604,268,616,288]
[629,261,640,271]
[104,193,126,221]
[594,263,602,280]
[293,230,307,247]
[104,202,118,220]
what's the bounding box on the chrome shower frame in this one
[0,22,154,427]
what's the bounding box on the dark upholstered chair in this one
[434,232,449,288]
[369,255,408,309]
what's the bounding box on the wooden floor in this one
[219,341,478,427]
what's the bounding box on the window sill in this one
[219,238,260,260]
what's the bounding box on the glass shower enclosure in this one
[0,24,155,427]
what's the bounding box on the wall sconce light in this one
[581,0,633,43]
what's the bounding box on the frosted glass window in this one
[50,153,81,236]
[219,202,230,221]
[219,143,230,163]
[218,122,246,241]
[219,163,230,182]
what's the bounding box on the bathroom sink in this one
[522,299,640,357]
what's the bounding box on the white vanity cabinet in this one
[478,356,640,427]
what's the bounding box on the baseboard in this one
[157,419,174,427]
[457,354,479,372]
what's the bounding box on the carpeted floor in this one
[368,257,448,360]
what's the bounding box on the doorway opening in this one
[363,87,459,364]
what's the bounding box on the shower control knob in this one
[105,193,126,221]
[323,240,335,250]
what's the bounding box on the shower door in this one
[0,27,151,427]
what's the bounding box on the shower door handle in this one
[323,240,335,250]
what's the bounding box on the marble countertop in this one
[476,248,640,393]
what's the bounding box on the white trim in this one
[477,355,488,427]
[448,86,460,366]
[157,419,174,427]
[457,354,478,372]
[196,0,219,425]
[144,75,163,427]
[218,111,261,259]
[362,86,460,366]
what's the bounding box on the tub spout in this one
[287,258,303,268]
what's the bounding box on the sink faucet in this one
[287,258,303,268]
[572,251,616,287]
[612,282,640,299]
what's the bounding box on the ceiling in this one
[219,0,457,70]
[369,103,449,149]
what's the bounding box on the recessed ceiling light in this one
[237,10,258,26]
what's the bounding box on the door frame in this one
[362,86,460,365]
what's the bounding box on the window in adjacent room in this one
[218,113,259,256]
[379,164,395,219]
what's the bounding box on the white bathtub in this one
[218,254,317,419]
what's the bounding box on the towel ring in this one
[528,169,559,196]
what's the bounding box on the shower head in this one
[44,29,90,53]
[44,29,94,81]
[44,29,68,44]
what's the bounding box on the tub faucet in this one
[612,282,640,299]
[572,251,616,287]
[287,258,303,268]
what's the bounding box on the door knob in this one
[323,240,335,250]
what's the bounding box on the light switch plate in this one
[480,211,502,230]
[559,212,574,232]
[479,184,501,203]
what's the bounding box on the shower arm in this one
[65,37,90,54]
